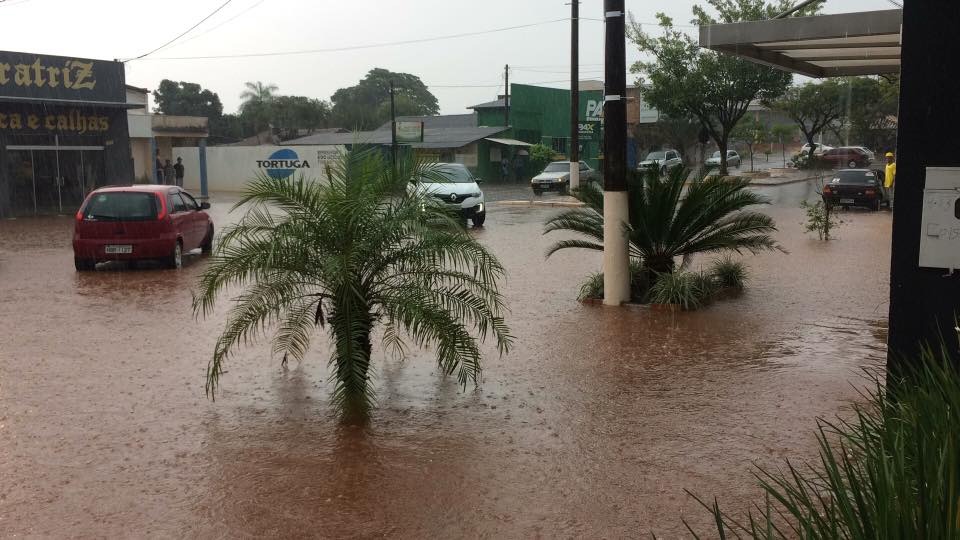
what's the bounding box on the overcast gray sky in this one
[0,0,894,115]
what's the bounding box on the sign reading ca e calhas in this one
[0,50,125,103]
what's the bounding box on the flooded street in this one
[0,181,890,538]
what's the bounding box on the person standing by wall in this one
[155,152,164,184]
[884,151,896,209]
[163,159,174,186]
[500,156,509,182]
[174,157,185,188]
[514,154,524,183]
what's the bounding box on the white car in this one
[800,143,833,156]
[408,163,486,226]
[531,161,598,195]
[639,149,683,174]
[705,150,741,168]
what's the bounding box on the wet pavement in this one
[0,180,890,538]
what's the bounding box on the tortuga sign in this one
[0,50,125,103]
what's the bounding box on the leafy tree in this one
[628,0,821,176]
[544,167,781,284]
[842,76,899,152]
[331,68,440,130]
[194,149,512,421]
[769,80,845,160]
[731,116,769,172]
[269,96,332,139]
[528,143,555,173]
[152,80,224,118]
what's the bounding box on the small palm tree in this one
[194,149,512,421]
[544,167,780,282]
[239,81,278,110]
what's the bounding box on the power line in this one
[0,0,34,7]
[164,0,266,50]
[140,18,570,60]
[125,0,234,62]
[431,78,580,89]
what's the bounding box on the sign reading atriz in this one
[0,51,125,103]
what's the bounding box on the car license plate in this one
[540,183,551,188]
[105,245,133,254]
[839,198,855,204]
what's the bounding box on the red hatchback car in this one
[73,185,214,271]
[820,146,872,169]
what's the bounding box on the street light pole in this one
[504,64,510,127]
[602,0,630,306]
[569,0,580,191]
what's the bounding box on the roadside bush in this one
[710,256,747,290]
[649,271,713,310]
[801,199,841,241]
[578,259,650,302]
[791,152,829,170]
[685,336,960,538]
[578,272,604,301]
[528,143,555,174]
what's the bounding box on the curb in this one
[748,175,820,186]
[493,200,586,208]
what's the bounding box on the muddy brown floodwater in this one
[1,182,889,538]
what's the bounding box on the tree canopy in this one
[152,80,224,119]
[769,80,845,158]
[629,0,822,175]
[331,68,440,130]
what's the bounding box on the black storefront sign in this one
[0,51,132,218]
[0,50,125,104]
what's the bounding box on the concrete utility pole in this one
[390,80,397,178]
[569,0,581,191]
[602,0,630,306]
[504,64,510,127]
[888,0,960,371]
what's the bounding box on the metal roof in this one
[468,98,506,110]
[485,137,531,146]
[699,9,902,78]
[285,125,509,149]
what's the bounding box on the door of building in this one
[5,143,105,215]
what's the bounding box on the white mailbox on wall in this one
[919,167,960,270]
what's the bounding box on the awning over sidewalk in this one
[698,9,902,78]
[485,137,532,146]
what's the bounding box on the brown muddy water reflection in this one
[0,184,889,538]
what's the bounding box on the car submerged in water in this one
[821,169,890,211]
[407,163,486,227]
[73,185,214,270]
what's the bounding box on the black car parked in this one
[821,169,889,211]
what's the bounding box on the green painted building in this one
[469,83,604,170]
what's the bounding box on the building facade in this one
[0,51,136,218]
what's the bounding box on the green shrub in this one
[686,338,960,538]
[711,256,747,290]
[578,259,650,302]
[801,199,841,241]
[578,272,604,301]
[649,271,714,310]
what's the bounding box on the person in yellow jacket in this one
[884,151,896,208]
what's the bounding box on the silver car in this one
[531,161,598,195]
[639,149,682,174]
[705,150,741,168]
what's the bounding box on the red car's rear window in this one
[82,192,158,221]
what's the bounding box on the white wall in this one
[173,145,344,193]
